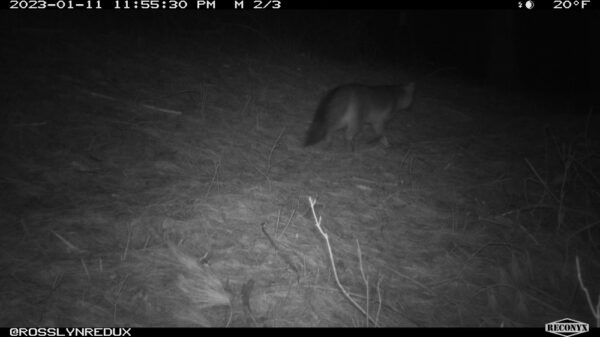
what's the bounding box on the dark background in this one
[3,9,599,110]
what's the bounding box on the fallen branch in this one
[308,196,378,326]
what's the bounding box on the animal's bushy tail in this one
[304,118,327,146]
[304,92,334,147]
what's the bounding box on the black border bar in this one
[3,0,598,10]
[2,327,559,335]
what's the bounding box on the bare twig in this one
[575,256,600,327]
[308,197,378,326]
[266,128,285,177]
[80,258,90,281]
[375,275,383,326]
[121,223,132,261]
[524,158,560,204]
[275,208,282,233]
[139,103,182,116]
[556,149,573,230]
[357,239,370,327]
[278,207,297,240]
[51,230,83,254]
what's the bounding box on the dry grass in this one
[1,18,598,327]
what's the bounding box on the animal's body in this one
[304,82,416,151]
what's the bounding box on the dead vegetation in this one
[1,18,598,327]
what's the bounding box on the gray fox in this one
[304,82,415,151]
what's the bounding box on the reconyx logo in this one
[545,318,590,337]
